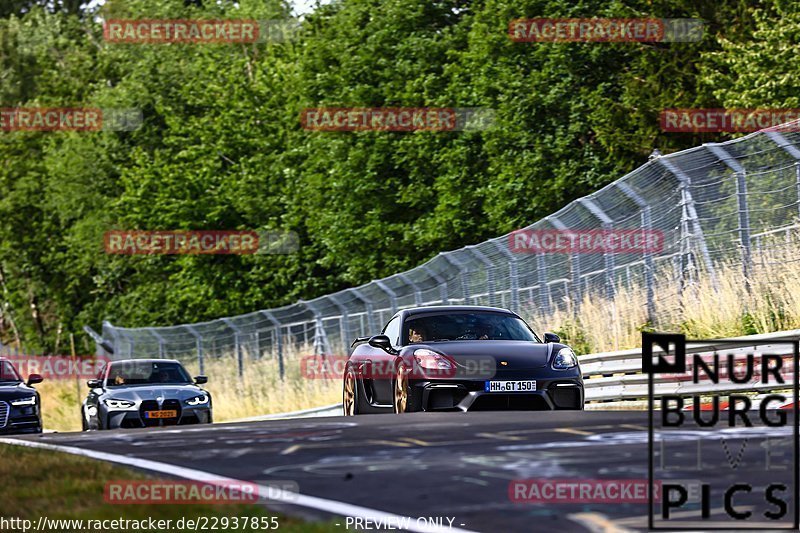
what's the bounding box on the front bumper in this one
[104,400,212,429]
[412,377,584,411]
[0,401,42,434]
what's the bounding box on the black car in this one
[0,358,43,434]
[343,305,584,414]
[81,358,212,430]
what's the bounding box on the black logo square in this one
[642,332,686,374]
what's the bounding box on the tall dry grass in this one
[526,234,800,355]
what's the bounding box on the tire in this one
[343,366,360,416]
[81,410,88,431]
[392,364,409,414]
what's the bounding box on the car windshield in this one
[404,312,541,343]
[106,361,192,387]
[0,361,22,382]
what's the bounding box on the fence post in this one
[706,144,751,292]
[536,252,550,314]
[301,299,330,355]
[764,130,800,229]
[578,198,616,302]
[348,288,376,334]
[658,156,718,291]
[489,239,519,313]
[100,321,118,357]
[85,324,115,357]
[148,328,166,359]
[374,280,398,315]
[185,325,204,374]
[677,181,697,309]
[260,311,284,380]
[221,319,243,378]
[421,264,449,304]
[440,251,472,305]
[615,182,656,324]
[465,245,495,306]
[547,216,582,310]
[396,273,423,307]
[328,294,351,355]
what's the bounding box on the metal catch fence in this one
[92,122,800,378]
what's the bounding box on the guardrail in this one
[581,329,800,403]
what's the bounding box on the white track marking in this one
[0,437,477,533]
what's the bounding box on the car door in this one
[369,315,402,405]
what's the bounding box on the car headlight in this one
[11,396,36,406]
[104,398,136,410]
[185,394,209,406]
[553,348,578,369]
[414,349,454,370]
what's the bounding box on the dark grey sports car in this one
[0,358,43,434]
[81,359,212,430]
[343,306,584,414]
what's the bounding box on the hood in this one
[0,381,36,400]
[102,384,204,401]
[409,340,554,369]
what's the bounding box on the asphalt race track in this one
[9,411,793,532]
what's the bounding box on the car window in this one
[404,312,541,343]
[0,361,22,382]
[107,361,192,387]
[382,316,401,346]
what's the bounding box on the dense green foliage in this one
[0,0,796,352]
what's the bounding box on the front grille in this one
[426,388,468,410]
[0,401,8,428]
[469,394,550,411]
[551,387,582,409]
[162,399,181,426]
[139,400,159,427]
[139,399,182,427]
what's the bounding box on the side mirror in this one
[368,334,396,354]
[26,374,43,386]
[87,379,102,389]
[543,332,560,343]
[194,375,208,385]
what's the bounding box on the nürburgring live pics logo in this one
[645,331,799,529]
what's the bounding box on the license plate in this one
[144,410,177,419]
[484,380,536,392]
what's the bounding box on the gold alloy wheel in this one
[394,364,408,413]
[343,369,356,416]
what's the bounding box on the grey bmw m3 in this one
[81,359,212,430]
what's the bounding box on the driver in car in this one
[408,324,428,343]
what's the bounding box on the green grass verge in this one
[0,444,337,532]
